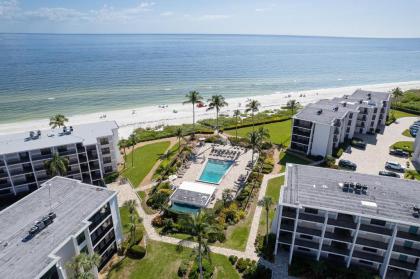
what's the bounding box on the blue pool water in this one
[199,159,233,184]
[170,203,200,214]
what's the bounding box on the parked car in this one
[351,141,367,149]
[385,161,405,172]
[410,128,418,137]
[389,149,409,157]
[379,171,400,178]
[338,159,357,170]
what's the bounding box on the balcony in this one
[6,157,30,165]
[297,226,322,237]
[327,218,357,230]
[13,178,36,186]
[0,181,12,189]
[290,143,309,153]
[359,224,393,236]
[67,169,80,175]
[31,153,52,161]
[91,218,114,246]
[324,231,353,243]
[9,167,33,176]
[396,231,420,242]
[282,209,296,219]
[291,136,310,145]
[299,213,325,224]
[389,259,418,271]
[280,222,295,232]
[356,238,388,250]
[0,160,5,167]
[295,239,319,250]
[393,245,420,257]
[101,148,111,155]
[278,233,293,245]
[89,162,100,171]
[87,151,99,161]
[352,250,384,263]
[322,244,350,256]
[294,120,312,130]
[94,231,116,256]
[58,149,77,156]
[89,207,111,231]
[293,128,311,137]
[0,171,8,179]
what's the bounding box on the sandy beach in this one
[1,80,420,139]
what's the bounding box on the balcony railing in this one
[352,250,384,263]
[393,245,420,257]
[6,157,30,165]
[295,239,319,250]
[389,259,417,271]
[327,218,357,230]
[58,149,77,156]
[278,233,293,244]
[31,153,52,161]
[299,213,325,223]
[9,167,33,176]
[280,222,294,232]
[359,224,392,236]
[324,231,352,243]
[94,232,116,256]
[293,128,311,137]
[396,231,420,242]
[356,238,388,250]
[13,178,36,186]
[297,226,322,237]
[322,244,350,256]
[291,136,310,145]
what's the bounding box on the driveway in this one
[340,117,418,176]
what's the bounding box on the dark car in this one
[351,139,366,149]
[379,171,400,178]
[389,149,409,157]
[338,159,357,170]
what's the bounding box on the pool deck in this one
[172,143,254,207]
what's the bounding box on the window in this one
[370,121,374,127]
[100,138,109,145]
[359,260,373,265]
[300,234,313,240]
[298,247,311,252]
[346,127,350,133]
[372,115,376,120]
[304,208,318,215]
[77,232,86,245]
[349,113,353,119]
[362,247,377,253]
[373,108,378,113]
[347,120,352,126]
[370,219,386,226]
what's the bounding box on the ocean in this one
[1,34,420,123]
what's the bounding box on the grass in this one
[138,190,156,215]
[391,141,414,153]
[279,151,312,173]
[402,129,414,138]
[107,240,240,279]
[122,141,171,187]
[258,176,284,236]
[226,120,292,146]
[390,109,418,119]
[405,170,420,180]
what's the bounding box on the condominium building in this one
[413,133,420,166]
[290,89,391,157]
[0,121,120,197]
[0,176,123,279]
[272,164,420,278]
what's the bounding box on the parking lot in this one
[340,117,418,176]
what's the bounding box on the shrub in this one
[188,259,214,279]
[229,255,238,265]
[178,260,190,277]
[236,258,248,273]
[127,245,146,259]
[243,264,272,279]
[104,171,119,184]
[151,215,164,227]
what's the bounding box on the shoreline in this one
[1,80,420,139]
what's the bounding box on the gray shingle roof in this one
[0,177,116,279]
[282,164,420,226]
[0,121,118,155]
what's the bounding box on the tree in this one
[222,189,233,206]
[175,127,184,153]
[49,114,69,129]
[285,99,301,115]
[44,153,68,176]
[183,91,203,138]
[207,95,228,131]
[233,109,241,140]
[158,149,175,161]
[128,134,137,167]
[248,130,262,164]
[245,99,261,131]
[257,126,270,142]
[123,199,138,254]
[179,211,216,279]
[258,197,273,247]
[391,87,403,106]
[118,139,129,169]
[66,252,101,279]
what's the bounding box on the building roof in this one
[170,181,216,208]
[281,164,420,226]
[0,121,118,155]
[349,89,391,104]
[0,177,116,279]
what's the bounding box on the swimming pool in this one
[170,203,200,214]
[198,159,233,184]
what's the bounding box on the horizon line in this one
[1,32,419,40]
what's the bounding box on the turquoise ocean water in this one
[1,34,420,123]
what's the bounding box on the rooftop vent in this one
[27,130,41,141]
[367,93,372,100]
[27,212,56,237]
[62,126,73,135]
[333,106,339,112]
[359,100,363,104]
[317,109,323,115]
[413,206,420,218]
[341,182,368,195]
[342,102,347,107]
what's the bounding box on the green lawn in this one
[391,141,414,153]
[107,240,239,279]
[122,141,171,187]
[226,120,292,146]
[258,176,284,236]
[279,151,312,173]
[390,109,418,119]
[402,129,414,138]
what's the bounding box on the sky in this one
[0,0,419,38]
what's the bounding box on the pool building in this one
[169,181,216,213]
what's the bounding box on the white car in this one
[385,161,405,172]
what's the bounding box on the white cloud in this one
[255,8,266,13]
[0,0,19,19]
[25,7,87,22]
[160,11,173,17]
[195,14,231,21]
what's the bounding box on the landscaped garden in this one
[278,151,313,173]
[390,141,414,154]
[121,141,171,187]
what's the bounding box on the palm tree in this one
[49,114,69,129]
[257,126,270,142]
[44,153,68,176]
[123,199,138,253]
[222,189,233,206]
[286,99,301,115]
[245,99,261,131]
[233,109,241,140]
[248,131,262,164]
[179,211,216,279]
[391,87,403,106]
[158,149,175,161]
[119,139,129,169]
[183,91,203,137]
[258,196,273,247]
[175,127,184,153]
[207,95,228,131]
[128,134,137,167]
[66,252,101,279]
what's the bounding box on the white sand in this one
[1,80,420,139]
